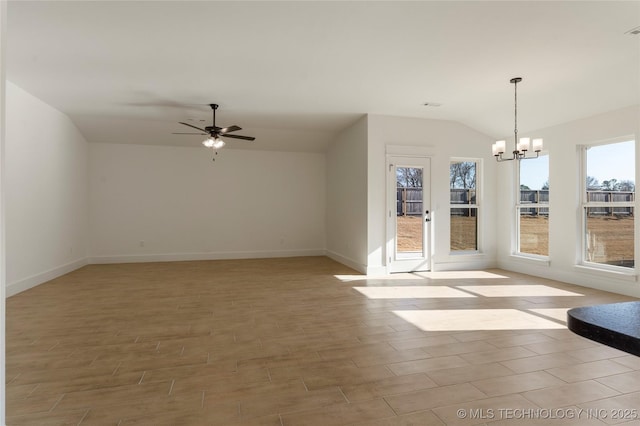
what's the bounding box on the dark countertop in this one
[567,301,640,357]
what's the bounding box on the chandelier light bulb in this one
[518,138,530,153]
[532,138,544,152]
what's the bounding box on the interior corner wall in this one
[5,81,89,296]
[325,116,368,273]
[366,114,498,274]
[1,1,7,422]
[496,105,640,298]
[88,143,326,262]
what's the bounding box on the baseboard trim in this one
[497,258,640,299]
[88,249,326,264]
[7,257,89,297]
[325,250,367,274]
[433,258,497,272]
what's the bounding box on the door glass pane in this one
[396,167,423,257]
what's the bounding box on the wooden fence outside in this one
[586,191,634,216]
[519,190,549,216]
[520,190,634,217]
[450,189,476,217]
[397,187,423,216]
[397,188,635,217]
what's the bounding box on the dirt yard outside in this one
[397,215,634,266]
[396,215,423,252]
[397,215,479,252]
[519,215,634,265]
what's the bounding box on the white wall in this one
[497,105,640,297]
[325,116,368,272]
[89,143,326,262]
[5,82,89,296]
[367,115,498,274]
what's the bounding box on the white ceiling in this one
[6,1,640,152]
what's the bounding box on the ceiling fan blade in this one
[172,132,208,135]
[221,134,255,141]
[179,122,207,132]
[218,125,242,134]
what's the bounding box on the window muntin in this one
[582,140,635,269]
[450,160,478,252]
[517,154,549,257]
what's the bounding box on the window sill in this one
[443,252,487,264]
[449,250,483,257]
[509,254,550,267]
[574,264,638,282]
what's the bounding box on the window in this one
[450,160,479,252]
[517,154,549,257]
[581,140,635,269]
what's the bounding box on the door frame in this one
[386,154,432,273]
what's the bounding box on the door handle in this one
[425,210,430,222]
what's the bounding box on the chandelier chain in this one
[514,79,518,142]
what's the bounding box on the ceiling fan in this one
[173,103,255,152]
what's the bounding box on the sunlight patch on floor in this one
[457,285,584,298]
[393,309,567,331]
[353,286,476,299]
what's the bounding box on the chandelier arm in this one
[495,154,516,162]
[520,151,540,160]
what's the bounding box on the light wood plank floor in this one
[6,256,640,425]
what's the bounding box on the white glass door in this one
[387,156,431,273]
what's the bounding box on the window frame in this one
[449,158,481,254]
[515,153,550,259]
[579,137,636,273]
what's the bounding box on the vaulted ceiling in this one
[7,1,640,152]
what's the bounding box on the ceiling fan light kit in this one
[492,77,543,162]
[203,137,225,149]
[173,103,255,160]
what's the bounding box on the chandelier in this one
[492,77,543,162]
